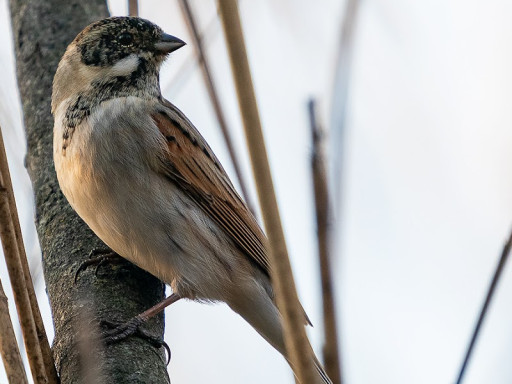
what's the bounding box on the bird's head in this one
[52,17,185,113]
[74,16,185,68]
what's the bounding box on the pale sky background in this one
[1,0,512,383]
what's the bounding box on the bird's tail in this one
[312,353,333,384]
[288,340,333,384]
[228,285,333,384]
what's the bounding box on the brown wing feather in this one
[152,101,271,276]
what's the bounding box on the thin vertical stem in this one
[218,1,317,383]
[0,128,58,383]
[309,99,342,384]
[0,278,29,384]
[0,130,59,384]
[0,182,45,383]
[178,0,256,215]
[331,0,359,208]
[455,230,512,384]
[128,0,138,16]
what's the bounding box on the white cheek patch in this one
[110,54,140,76]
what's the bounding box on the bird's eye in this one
[118,32,134,46]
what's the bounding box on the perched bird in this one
[52,16,331,384]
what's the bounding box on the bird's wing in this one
[151,99,270,277]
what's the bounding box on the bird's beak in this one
[155,33,186,54]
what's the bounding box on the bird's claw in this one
[74,249,126,283]
[100,319,171,365]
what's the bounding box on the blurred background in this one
[1,0,512,383]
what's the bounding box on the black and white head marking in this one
[61,17,177,145]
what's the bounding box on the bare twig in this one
[0,134,58,382]
[0,156,45,383]
[217,1,317,382]
[331,0,359,208]
[128,0,138,17]
[162,14,219,97]
[455,230,512,384]
[0,126,58,383]
[0,278,29,384]
[178,0,256,215]
[309,99,342,384]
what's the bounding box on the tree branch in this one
[8,1,169,382]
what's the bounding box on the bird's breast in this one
[53,97,176,271]
[52,96,247,301]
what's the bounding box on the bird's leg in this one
[101,293,182,363]
[75,248,129,282]
[102,294,181,343]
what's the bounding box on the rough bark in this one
[8,1,169,383]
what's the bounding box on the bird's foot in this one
[75,248,128,283]
[100,318,171,364]
[98,294,180,364]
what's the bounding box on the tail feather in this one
[313,354,333,384]
[228,282,332,383]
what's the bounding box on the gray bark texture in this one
[8,1,170,383]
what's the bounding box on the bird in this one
[52,16,331,384]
